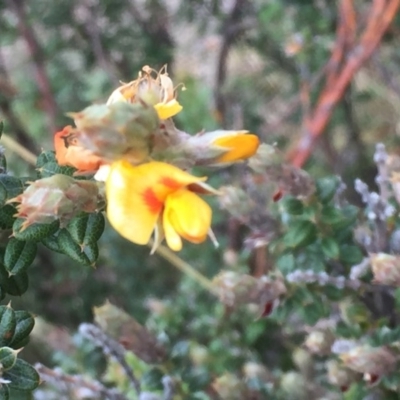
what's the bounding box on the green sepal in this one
[0,176,25,206]
[0,306,16,347]
[9,311,34,349]
[0,347,18,370]
[57,229,91,266]
[3,358,40,391]
[0,205,17,230]
[12,219,59,242]
[283,220,317,248]
[4,239,37,276]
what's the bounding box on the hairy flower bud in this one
[304,329,335,356]
[340,345,397,377]
[370,253,400,286]
[70,101,159,164]
[212,271,286,314]
[7,174,101,229]
[327,360,360,392]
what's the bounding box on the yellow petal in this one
[106,161,160,244]
[154,99,183,120]
[163,189,212,251]
[106,160,206,245]
[213,134,260,163]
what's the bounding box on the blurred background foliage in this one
[2,0,400,399]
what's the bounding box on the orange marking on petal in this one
[159,176,181,190]
[142,188,163,214]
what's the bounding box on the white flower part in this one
[106,88,126,105]
[331,339,358,354]
[94,164,111,182]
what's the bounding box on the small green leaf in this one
[0,306,16,347]
[320,205,343,225]
[0,121,4,140]
[3,359,40,391]
[282,196,304,215]
[10,311,34,349]
[57,229,91,266]
[67,212,105,245]
[0,205,17,230]
[37,162,75,178]
[320,237,340,259]
[339,245,364,266]
[13,219,59,242]
[35,150,57,169]
[0,347,18,370]
[41,234,63,253]
[5,273,29,297]
[283,220,317,248]
[0,175,25,206]
[4,239,37,276]
[315,176,339,204]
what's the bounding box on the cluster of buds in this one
[48,65,261,251]
[212,271,286,316]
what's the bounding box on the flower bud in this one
[280,372,308,400]
[7,175,101,229]
[370,253,400,286]
[304,329,335,355]
[186,130,260,165]
[212,373,247,400]
[326,360,360,392]
[340,345,397,377]
[212,271,286,314]
[70,101,159,164]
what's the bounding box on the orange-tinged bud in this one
[8,174,101,229]
[54,126,104,173]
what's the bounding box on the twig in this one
[79,323,141,396]
[1,133,37,165]
[7,0,58,134]
[287,0,400,168]
[152,241,218,296]
[35,363,127,400]
[215,0,249,126]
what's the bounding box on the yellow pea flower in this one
[106,160,213,251]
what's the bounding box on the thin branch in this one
[152,241,218,296]
[7,0,58,134]
[287,0,400,168]
[215,0,249,127]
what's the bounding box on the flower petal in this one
[154,99,183,120]
[106,161,161,245]
[54,126,103,172]
[163,189,211,250]
[212,133,260,163]
[106,160,206,245]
